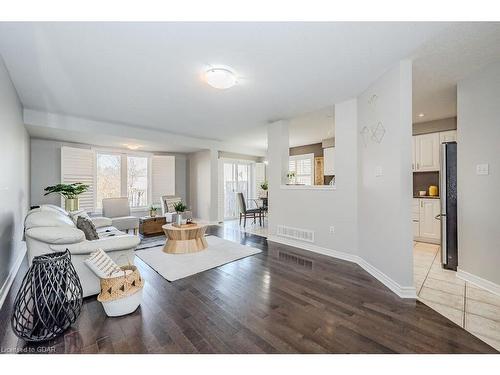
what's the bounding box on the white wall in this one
[457,61,500,286]
[189,149,219,222]
[357,60,414,289]
[267,102,359,257]
[0,56,30,302]
[267,62,414,298]
[29,138,189,209]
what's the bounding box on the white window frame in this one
[94,148,153,212]
[289,153,315,186]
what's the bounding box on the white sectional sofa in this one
[24,204,140,297]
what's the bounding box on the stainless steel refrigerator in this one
[439,141,458,270]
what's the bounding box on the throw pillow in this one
[164,197,181,213]
[84,249,122,278]
[69,209,90,225]
[76,216,99,241]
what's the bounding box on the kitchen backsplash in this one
[413,171,439,196]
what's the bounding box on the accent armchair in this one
[102,197,139,234]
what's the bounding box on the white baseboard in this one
[457,268,500,297]
[267,235,358,263]
[357,258,417,298]
[0,242,27,310]
[267,235,416,299]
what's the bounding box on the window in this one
[127,156,148,207]
[96,152,150,209]
[289,153,314,185]
[96,153,121,208]
[62,147,173,212]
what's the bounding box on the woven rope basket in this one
[97,265,144,303]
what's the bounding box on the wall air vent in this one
[276,225,315,243]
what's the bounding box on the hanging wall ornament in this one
[371,121,386,144]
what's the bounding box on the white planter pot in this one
[101,288,143,317]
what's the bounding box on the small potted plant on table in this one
[260,180,268,197]
[44,182,90,211]
[286,171,297,185]
[149,204,159,217]
[173,201,188,226]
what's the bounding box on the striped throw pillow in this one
[164,197,182,213]
[84,249,122,278]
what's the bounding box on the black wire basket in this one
[11,249,83,342]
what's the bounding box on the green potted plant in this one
[286,171,296,185]
[44,182,90,211]
[173,201,188,225]
[260,180,268,197]
[149,204,159,217]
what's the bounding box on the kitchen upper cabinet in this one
[314,157,324,185]
[323,147,335,175]
[415,133,440,171]
[418,198,441,241]
[440,130,457,143]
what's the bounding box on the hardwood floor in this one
[0,227,497,354]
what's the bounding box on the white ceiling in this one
[411,22,500,123]
[0,22,450,152]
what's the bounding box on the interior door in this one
[223,162,237,219]
[223,161,253,219]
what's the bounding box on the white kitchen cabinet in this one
[412,199,420,237]
[415,133,440,171]
[418,198,441,241]
[440,130,457,143]
[323,147,335,175]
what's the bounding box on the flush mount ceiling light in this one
[418,113,425,118]
[204,66,238,89]
[123,144,141,150]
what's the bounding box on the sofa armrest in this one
[91,216,113,228]
[26,227,85,244]
[50,234,140,255]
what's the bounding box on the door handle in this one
[435,213,446,220]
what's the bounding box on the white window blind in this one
[289,153,314,185]
[61,146,95,211]
[255,162,266,193]
[151,155,175,205]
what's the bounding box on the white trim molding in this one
[267,235,416,299]
[457,268,500,297]
[0,243,27,310]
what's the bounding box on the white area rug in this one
[135,235,262,281]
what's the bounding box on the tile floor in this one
[414,241,500,351]
[218,217,269,238]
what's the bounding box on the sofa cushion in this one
[25,210,75,230]
[77,216,99,241]
[26,226,85,244]
[91,216,113,228]
[96,226,124,238]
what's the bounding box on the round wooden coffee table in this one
[162,223,208,254]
